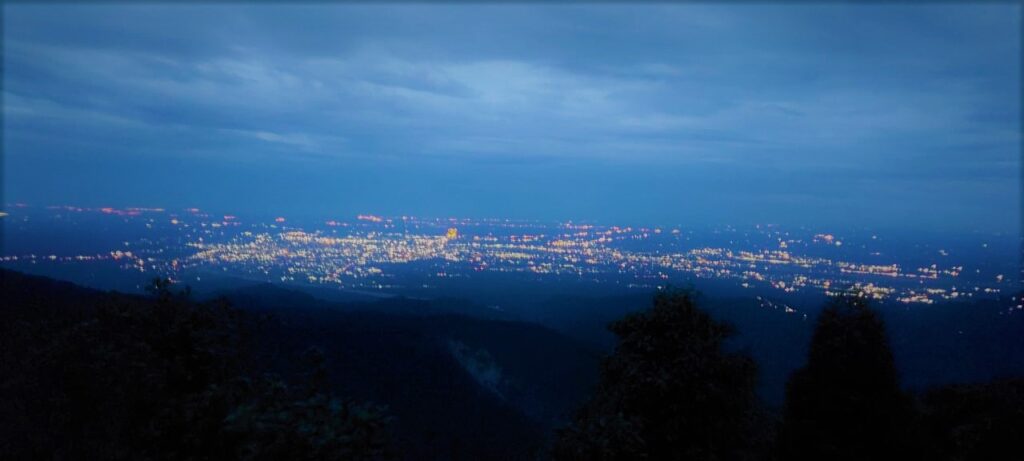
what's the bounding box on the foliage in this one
[920,378,1024,461]
[5,270,1023,460]
[552,288,767,460]
[777,294,921,460]
[213,376,389,461]
[0,273,389,460]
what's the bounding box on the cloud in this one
[2,3,1018,230]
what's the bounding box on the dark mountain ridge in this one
[0,269,599,460]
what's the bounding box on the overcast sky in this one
[3,4,1020,232]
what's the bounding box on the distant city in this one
[1,203,1019,310]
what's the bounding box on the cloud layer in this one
[4,4,1020,231]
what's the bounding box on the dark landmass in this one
[2,268,1022,460]
[0,269,598,460]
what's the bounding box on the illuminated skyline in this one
[2,204,1017,308]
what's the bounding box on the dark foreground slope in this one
[0,270,599,460]
[1,270,390,459]
[226,285,601,459]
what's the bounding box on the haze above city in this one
[3,4,1020,233]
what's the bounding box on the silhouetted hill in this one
[214,282,516,321]
[5,268,1021,459]
[217,283,601,458]
[0,270,600,460]
[2,269,391,459]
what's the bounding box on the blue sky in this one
[3,4,1020,232]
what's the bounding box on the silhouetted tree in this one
[0,274,390,460]
[777,294,920,460]
[920,378,1024,461]
[552,289,767,461]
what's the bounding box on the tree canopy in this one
[0,275,389,460]
[777,295,920,461]
[553,289,766,460]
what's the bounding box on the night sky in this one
[3,4,1019,232]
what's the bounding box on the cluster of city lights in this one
[1,204,1016,306]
